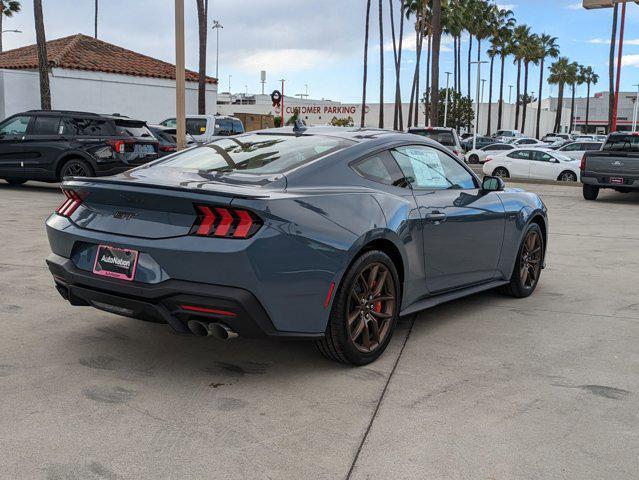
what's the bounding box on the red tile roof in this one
[0,33,217,84]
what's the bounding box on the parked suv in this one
[0,110,159,185]
[159,115,245,143]
[407,127,464,161]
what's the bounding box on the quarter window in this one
[0,115,31,135]
[352,151,406,187]
[391,145,476,190]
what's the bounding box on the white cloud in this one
[566,2,582,9]
[233,49,341,73]
[497,4,516,10]
[588,38,639,45]
[621,54,639,67]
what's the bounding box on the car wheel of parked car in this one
[59,158,94,180]
[558,171,577,182]
[316,250,400,365]
[469,154,479,164]
[3,178,27,185]
[583,184,599,201]
[493,167,509,179]
[499,223,544,298]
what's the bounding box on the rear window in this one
[411,130,455,146]
[158,133,355,174]
[186,118,208,136]
[61,117,115,136]
[602,135,639,153]
[115,120,153,139]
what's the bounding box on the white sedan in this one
[465,143,516,164]
[482,148,581,182]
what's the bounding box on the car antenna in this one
[292,118,307,136]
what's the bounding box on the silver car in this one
[407,127,465,162]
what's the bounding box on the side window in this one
[532,151,553,162]
[186,118,208,135]
[232,120,244,134]
[585,143,601,151]
[492,145,510,151]
[61,117,115,136]
[32,116,61,135]
[0,115,31,136]
[352,151,406,187]
[391,145,476,190]
[214,119,233,135]
[562,143,581,151]
[508,150,532,160]
[521,139,536,145]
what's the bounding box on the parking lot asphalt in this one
[1,181,638,480]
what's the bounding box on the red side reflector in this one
[324,282,335,309]
[180,305,237,317]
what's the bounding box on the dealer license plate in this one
[93,245,138,281]
[609,177,624,185]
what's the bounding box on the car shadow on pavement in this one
[0,182,61,194]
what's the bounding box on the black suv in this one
[0,110,159,185]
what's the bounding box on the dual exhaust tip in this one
[187,320,238,340]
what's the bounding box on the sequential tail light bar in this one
[190,205,263,239]
[55,189,85,217]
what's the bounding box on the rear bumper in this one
[581,173,639,189]
[46,253,323,340]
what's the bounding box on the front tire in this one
[493,167,509,179]
[558,171,577,182]
[469,154,479,164]
[499,223,544,298]
[316,250,400,365]
[583,184,599,201]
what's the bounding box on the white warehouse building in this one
[0,34,217,123]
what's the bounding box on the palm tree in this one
[496,23,514,131]
[0,0,21,52]
[196,0,208,115]
[580,66,599,133]
[568,62,583,133]
[389,0,404,130]
[608,3,618,131]
[486,7,514,135]
[33,0,50,110]
[521,33,540,136]
[511,24,531,131]
[548,57,573,134]
[464,0,478,103]
[442,1,463,128]
[361,0,372,127]
[535,34,559,139]
[378,0,384,128]
[430,0,442,126]
[406,0,426,128]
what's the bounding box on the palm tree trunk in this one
[554,83,564,133]
[457,36,462,96]
[522,61,529,135]
[33,0,51,110]
[0,12,3,53]
[497,54,505,130]
[397,0,404,130]
[389,0,399,130]
[424,33,431,126]
[94,0,99,38]
[514,59,521,130]
[430,0,441,126]
[535,57,545,139]
[413,27,422,127]
[487,55,494,135]
[608,3,618,132]
[408,19,423,129]
[467,34,473,102]
[585,82,591,132]
[378,0,384,128]
[196,0,208,115]
[570,83,576,133]
[453,36,458,128]
[361,0,372,127]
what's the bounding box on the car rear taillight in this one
[55,189,84,217]
[159,145,177,152]
[485,156,493,163]
[190,205,262,239]
[106,139,126,154]
[580,154,586,171]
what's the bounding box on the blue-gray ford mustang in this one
[46,126,548,365]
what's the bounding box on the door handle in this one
[425,211,447,223]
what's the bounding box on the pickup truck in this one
[580,132,639,200]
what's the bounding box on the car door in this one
[529,150,560,180]
[390,144,505,293]
[0,115,34,179]
[504,150,532,178]
[20,115,65,179]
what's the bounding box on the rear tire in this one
[499,223,544,298]
[583,184,599,201]
[316,250,400,365]
[493,167,509,178]
[58,158,94,181]
[3,178,27,185]
[469,154,479,164]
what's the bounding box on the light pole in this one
[211,20,223,80]
[471,61,488,151]
[174,0,186,150]
[632,83,639,132]
[228,74,232,94]
[508,85,514,104]
[443,71,452,127]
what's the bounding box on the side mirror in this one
[481,176,505,192]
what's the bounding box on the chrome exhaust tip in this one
[187,320,238,339]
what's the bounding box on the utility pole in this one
[611,0,627,132]
[174,0,186,150]
[228,74,232,93]
[260,70,266,95]
[471,61,488,151]
[212,20,223,80]
[443,72,451,127]
[632,83,639,132]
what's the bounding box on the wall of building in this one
[218,98,570,137]
[0,68,218,124]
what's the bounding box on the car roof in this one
[253,125,416,143]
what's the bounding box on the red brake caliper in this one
[371,281,382,313]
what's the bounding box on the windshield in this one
[158,134,355,174]
[412,130,455,146]
[555,153,573,162]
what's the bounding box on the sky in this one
[2,0,639,104]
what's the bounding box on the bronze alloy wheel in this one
[519,230,543,290]
[347,262,396,353]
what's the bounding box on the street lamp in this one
[471,60,488,151]
[211,20,223,80]
[443,71,452,127]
